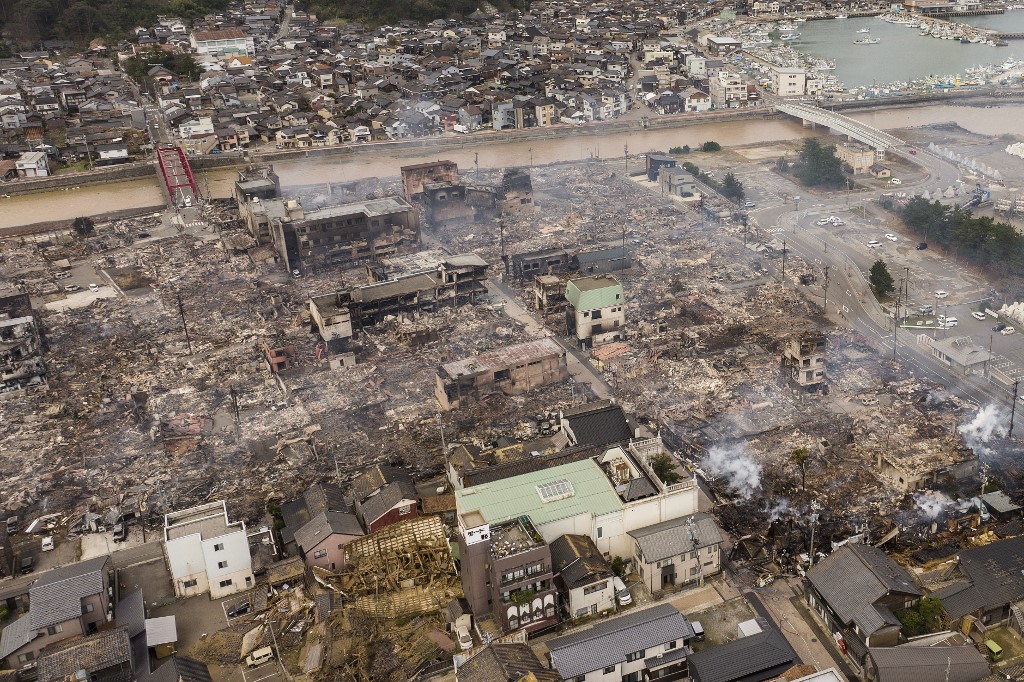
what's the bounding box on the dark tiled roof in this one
[548,604,694,679]
[939,535,1024,620]
[462,443,601,487]
[350,464,411,501]
[687,627,795,682]
[869,646,989,682]
[443,597,469,624]
[456,642,560,682]
[807,544,919,636]
[149,656,214,682]
[114,589,146,638]
[0,613,38,659]
[30,555,109,630]
[37,627,131,682]
[282,482,348,546]
[563,404,632,448]
[550,534,612,589]
[628,513,724,564]
[294,510,364,552]
[359,480,418,526]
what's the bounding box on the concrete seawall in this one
[0,204,167,239]
[0,162,156,196]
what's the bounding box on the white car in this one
[934,290,949,299]
[890,178,902,185]
[1002,326,1016,335]
[884,233,898,241]
[613,576,632,606]
[867,240,881,248]
[816,218,830,225]
[89,283,99,292]
[971,312,987,321]
[41,536,54,552]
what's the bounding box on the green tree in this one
[701,141,722,152]
[610,556,628,577]
[789,447,810,490]
[775,155,790,172]
[72,216,95,236]
[720,172,745,203]
[669,146,684,155]
[897,598,945,637]
[651,452,682,485]
[869,259,895,297]
[681,162,700,175]
[682,144,691,154]
[795,138,845,188]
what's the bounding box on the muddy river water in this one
[1,103,1022,230]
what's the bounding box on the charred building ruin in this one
[400,160,501,228]
[309,252,488,348]
[0,293,46,397]
[435,338,568,410]
[782,333,827,389]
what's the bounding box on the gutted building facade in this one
[782,333,826,389]
[0,293,46,398]
[435,338,568,410]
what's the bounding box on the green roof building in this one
[564,275,626,349]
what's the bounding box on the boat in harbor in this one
[835,13,848,18]
[794,17,807,22]
[857,28,871,33]
[853,35,880,44]
[780,32,801,40]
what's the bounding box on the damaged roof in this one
[550,534,612,589]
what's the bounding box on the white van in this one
[938,315,958,328]
[245,647,274,668]
[613,576,632,606]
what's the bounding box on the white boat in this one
[857,28,871,33]
[794,17,807,22]
[835,13,848,19]
[853,36,880,44]
[780,32,801,40]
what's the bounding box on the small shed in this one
[146,616,178,658]
[869,163,891,178]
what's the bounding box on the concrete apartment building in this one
[782,333,826,389]
[436,338,568,410]
[189,28,255,56]
[459,515,559,633]
[0,557,112,670]
[771,66,807,97]
[566,275,626,349]
[709,71,748,108]
[163,501,254,599]
[455,437,699,559]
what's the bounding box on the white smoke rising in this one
[958,404,1009,454]
[767,498,793,521]
[702,442,762,500]
[914,490,953,520]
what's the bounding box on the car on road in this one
[1002,326,1016,335]
[89,283,99,292]
[934,290,949,298]
[867,240,881,248]
[743,201,756,208]
[920,305,934,314]
[227,602,251,618]
[972,312,987,321]
[890,178,902,185]
[916,242,928,250]
[994,323,1008,332]
[939,316,958,328]
[884,233,898,241]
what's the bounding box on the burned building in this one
[0,293,47,398]
[309,252,488,347]
[782,333,827,389]
[234,164,283,242]
[458,514,559,634]
[511,246,632,281]
[511,247,572,281]
[876,439,977,493]
[533,274,567,318]
[401,160,460,201]
[435,338,568,410]
[498,169,535,215]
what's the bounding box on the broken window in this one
[494,369,511,382]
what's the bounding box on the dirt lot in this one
[687,596,758,652]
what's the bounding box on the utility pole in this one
[176,292,193,354]
[822,265,830,312]
[808,501,821,568]
[474,152,479,181]
[893,291,900,362]
[624,144,628,175]
[781,239,786,280]
[1010,380,1019,439]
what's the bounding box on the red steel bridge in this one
[156,145,199,207]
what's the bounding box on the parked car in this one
[613,576,632,605]
[1002,326,1016,335]
[867,240,881,248]
[291,269,301,278]
[743,201,756,208]
[245,647,274,668]
[890,178,902,185]
[455,624,473,650]
[691,620,706,641]
[816,218,830,225]
[909,149,917,155]
[972,312,987,321]
[137,232,150,239]
[20,556,33,574]
[227,602,251,618]
[755,573,775,588]
[934,290,949,298]
[64,284,80,292]
[884,233,898,241]
[916,242,928,250]
[41,536,54,552]
[994,323,1008,332]
[939,317,958,328]
[89,283,99,292]
[919,305,934,314]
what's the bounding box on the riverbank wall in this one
[0,161,155,196]
[0,203,166,239]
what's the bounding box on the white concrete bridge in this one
[776,103,905,151]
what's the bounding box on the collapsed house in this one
[875,438,977,493]
[510,246,632,281]
[0,293,46,398]
[399,160,498,227]
[435,338,568,410]
[309,252,488,348]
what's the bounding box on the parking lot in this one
[221,592,255,622]
[240,657,285,682]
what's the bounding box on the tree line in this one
[891,196,1024,275]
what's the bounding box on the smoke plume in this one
[767,498,793,522]
[914,490,953,520]
[958,404,1009,454]
[702,442,762,500]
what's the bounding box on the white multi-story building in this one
[710,71,748,108]
[178,117,214,138]
[163,500,254,599]
[190,28,255,57]
[771,66,807,98]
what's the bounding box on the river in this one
[2,102,1023,230]
[791,16,1020,87]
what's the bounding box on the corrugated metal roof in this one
[565,276,623,312]
[145,616,178,646]
[455,458,621,528]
